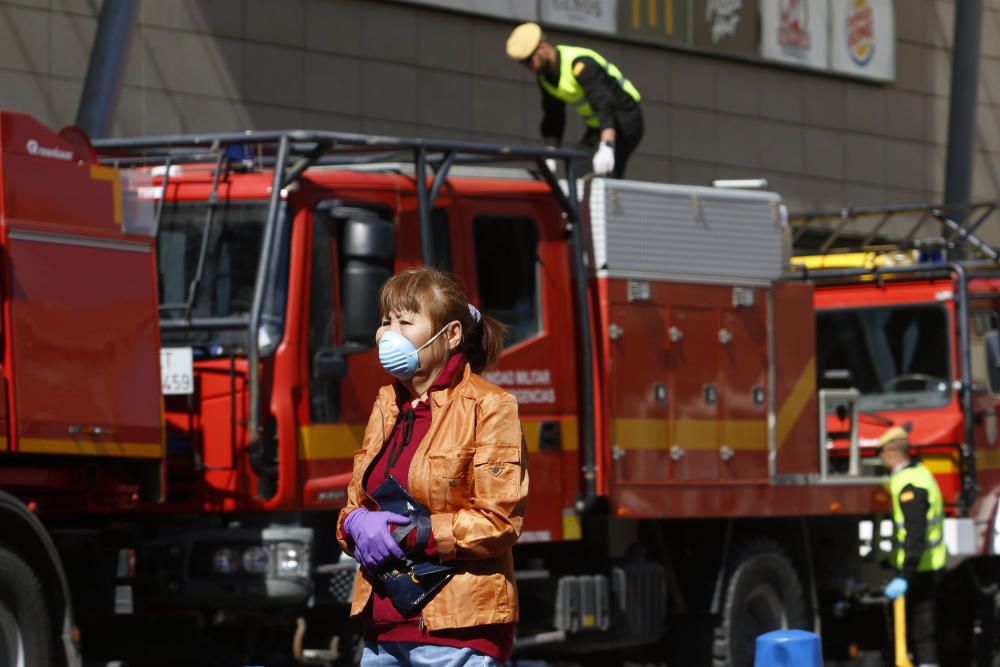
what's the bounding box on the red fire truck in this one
[1,109,998,666]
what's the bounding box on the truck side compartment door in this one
[608,301,671,484]
[719,295,769,481]
[454,196,577,542]
[667,306,720,481]
[7,231,162,460]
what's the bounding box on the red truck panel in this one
[6,235,161,456]
[773,280,819,476]
[0,111,162,461]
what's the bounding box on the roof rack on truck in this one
[94,129,589,268]
[93,130,605,506]
[788,201,1000,263]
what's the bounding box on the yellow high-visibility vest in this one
[889,462,946,572]
[538,45,641,129]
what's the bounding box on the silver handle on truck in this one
[68,425,117,437]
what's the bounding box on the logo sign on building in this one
[541,0,617,35]
[830,0,894,81]
[760,0,828,70]
[616,0,689,46]
[692,0,759,57]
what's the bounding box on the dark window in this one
[430,208,452,273]
[157,200,290,354]
[308,204,394,422]
[309,212,338,422]
[473,217,541,347]
[990,333,1000,396]
[817,305,951,410]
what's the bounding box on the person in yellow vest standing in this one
[878,426,945,667]
[506,22,643,179]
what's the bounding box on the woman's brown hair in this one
[378,266,507,372]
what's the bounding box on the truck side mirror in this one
[313,348,348,380]
[986,330,1000,393]
[339,209,394,345]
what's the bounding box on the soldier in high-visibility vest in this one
[506,22,644,178]
[878,425,945,667]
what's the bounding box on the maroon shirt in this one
[362,353,515,662]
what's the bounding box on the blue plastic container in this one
[754,629,823,667]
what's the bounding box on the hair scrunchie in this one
[468,303,482,323]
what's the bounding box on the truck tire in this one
[0,547,53,667]
[712,539,809,667]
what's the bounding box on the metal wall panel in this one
[587,179,788,284]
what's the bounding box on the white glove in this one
[592,141,615,176]
[544,158,557,174]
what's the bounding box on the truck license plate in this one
[160,347,194,395]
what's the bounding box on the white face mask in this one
[377,323,452,380]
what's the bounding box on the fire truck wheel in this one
[0,547,53,667]
[712,539,809,667]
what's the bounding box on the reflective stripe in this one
[892,534,944,549]
[894,512,942,533]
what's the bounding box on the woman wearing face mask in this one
[337,266,529,667]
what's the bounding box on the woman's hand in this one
[343,508,411,571]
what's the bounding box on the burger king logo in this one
[846,0,875,65]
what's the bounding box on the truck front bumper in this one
[141,525,313,608]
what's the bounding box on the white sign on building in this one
[760,0,829,70]
[389,0,536,21]
[830,0,895,81]
[540,0,617,35]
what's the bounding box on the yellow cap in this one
[877,426,909,449]
[506,22,542,60]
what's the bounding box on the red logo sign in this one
[847,0,875,65]
[778,0,810,49]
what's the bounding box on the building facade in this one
[0,0,997,234]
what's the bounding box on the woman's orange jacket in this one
[337,362,529,630]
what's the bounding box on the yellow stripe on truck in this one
[298,424,367,460]
[611,357,815,453]
[89,165,122,225]
[776,357,815,449]
[977,447,1000,471]
[298,418,581,460]
[520,418,579,453]
[19,438,161,458]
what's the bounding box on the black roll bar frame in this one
[94,130,597,504]
[789,201,999,262]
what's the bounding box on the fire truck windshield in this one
[817,304,952,410]
[156,200,291,356]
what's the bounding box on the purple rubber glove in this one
[343,508,410,571]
